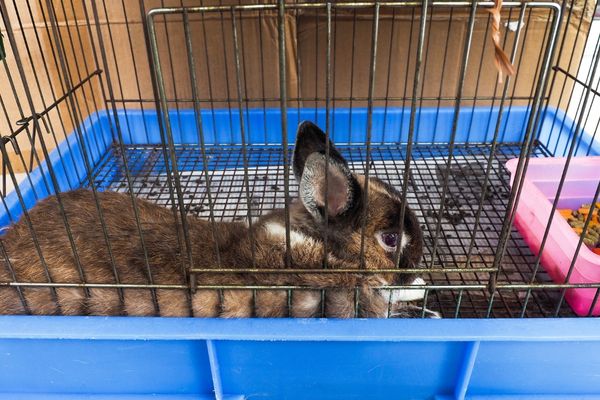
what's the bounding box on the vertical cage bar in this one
[464,4,527,270]
[486,4,562,314]
[278,0,292,268]
[430,7,455,144]
[117,0,152,143]
[0,239,29,313]
[554,181,600,316]
[231,9,257,267]
[0,79,47,201]
[183,9,223,272]
[394,0,429,269]
[2,59,53,198]
[0,140,60,311]
[146,10,195,308]
[381,7,398,143]
[58,0,106,157]
[427,0,478,269]
[9,0,77,187]
[348,8,358,134]
[358,3,380,268]
[196,4,220,148]
[2,0,90,299]
[159,0,186,152]
[34,0,85,180]
[520,34,600,316]
[137,0,189,294]
[551,31,599,157]
[90,0,172,307]
[542,0,589,154]
[42,1,104,178]
[97,0,136,145]
[92,2,178,315]
[322,2,333,269]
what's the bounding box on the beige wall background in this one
[0,0,593,176]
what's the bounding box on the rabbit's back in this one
[0,189,193,316]
[0,189,290,317]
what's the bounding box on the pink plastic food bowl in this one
[505,157,600,316]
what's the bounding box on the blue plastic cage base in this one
[0,317,599,399]
[1,107,600,398]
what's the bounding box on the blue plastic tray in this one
[1,106,599,399]
[0,317,599,399]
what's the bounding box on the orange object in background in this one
[557,204,600,251]
[578,207,598,216]
[559,209,574,218]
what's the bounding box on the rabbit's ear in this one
[293,121,346,182]
[299,152,360,220]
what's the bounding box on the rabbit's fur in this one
[0,122,436,318]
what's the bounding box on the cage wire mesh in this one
[0,0,599,318]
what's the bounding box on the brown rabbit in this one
[0,121,437,318]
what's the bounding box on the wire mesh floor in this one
[89,142,576,318]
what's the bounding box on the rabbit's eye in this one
[375,231,400,252]
[382,232,399,248]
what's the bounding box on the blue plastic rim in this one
[0,317,599,399]
[1,106,599,399]
[1,105,599,227]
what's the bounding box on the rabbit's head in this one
[287,121,424,299]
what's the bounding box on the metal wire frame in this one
[0,0,597,318]
[145,0,568,307]
[0,0,164,314]
[488,2,600,316]
[485,2,561,313]
[517,38,600,316]
[544,0,600,158]
[57,140,579,318]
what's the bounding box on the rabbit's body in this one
[0,122,433,318]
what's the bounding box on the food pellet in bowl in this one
[558,202,600,253]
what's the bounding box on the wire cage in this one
[0,0,599,321]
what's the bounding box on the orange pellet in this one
[557,203,600,252]
[559,209,573,218]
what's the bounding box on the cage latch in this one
[16,112,50,133]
